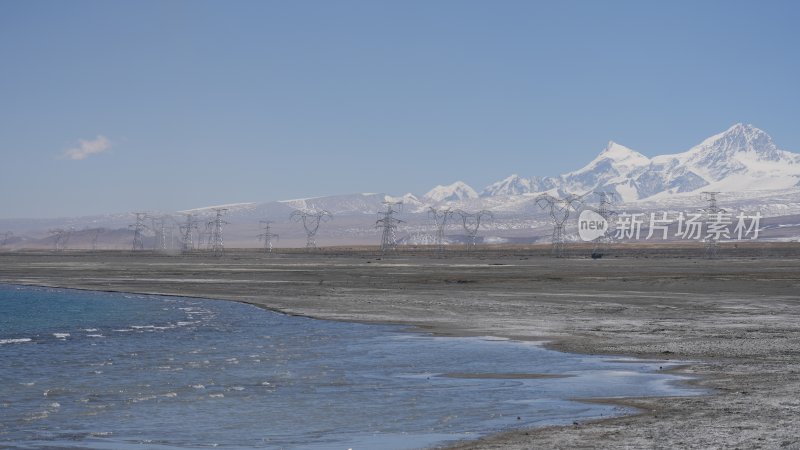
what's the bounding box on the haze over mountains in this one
[4,124,800,248]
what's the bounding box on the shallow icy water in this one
[0,285,701,449]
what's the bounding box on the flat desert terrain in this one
[1,246,799,449]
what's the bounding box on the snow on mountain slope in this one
[477,123,800,203]
[565,141,650,182]
[558,141,651,201]
[424,181,479,203]
[481,174,533,197]
[279,193,388,215]
[646,123,800,196]
[180,202,258,214]
[384,193,426,212]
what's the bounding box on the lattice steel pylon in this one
[179,214,200,252]
[258,220,279,253]
[700,192,725,259]
[428,207,453,256]
[49,229,63,252]
[90,228,105,251]
[207,208,228,256]
[198,224,209,251]
[591,191,618,257]
[376,202,404,254]
[166,223,176,251]
[49,227,74,252]
[149,215,170,251]
[0,231,13,249]
[455,209,493,251]
[130,213,148,251]
[536,193,587,257]
[290,209,332,250]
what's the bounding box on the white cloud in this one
[63,135,112,160]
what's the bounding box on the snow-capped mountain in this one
[424,181,479,203]
[481,174,532,197]
[480,174,560,197]
[476,123,800,203]
[645,123,800,198]
[559,141,651,201]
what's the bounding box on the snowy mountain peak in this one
[596,141,650,165]
[724,122,760,136]
[424,181,479,203]
[481,174,532,197]
[671,123,797,184]
[558,140,651,200]
[693,123,777,157]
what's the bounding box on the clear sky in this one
[1,0,798,218]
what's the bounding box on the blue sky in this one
[1,0,798,218]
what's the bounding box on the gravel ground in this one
[1,248,799,449]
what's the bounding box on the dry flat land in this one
[1,248,800,449]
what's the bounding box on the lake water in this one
[0,284,701,449]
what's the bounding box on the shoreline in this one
[1,250,799,448]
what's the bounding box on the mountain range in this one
[4,123,800,247]
[435,123,800,204]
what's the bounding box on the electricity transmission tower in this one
[49,227,74,252]
[290,209,332,250]
[198,224,209,251]
[179,214,200,252]
[149,215,170,251]
[455,209,493,251]
[258,220,279,253]
[536,193,587,257]
[49,229,63,252]
[90,228,105,251]
[166,223,176,251]
[130,213,148,251]
[207,208,228,256]
[376,202,404,254]
[428,207,454,256]
[591,191,618,257]
[0,231,13,249]
[701,192,725,259]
